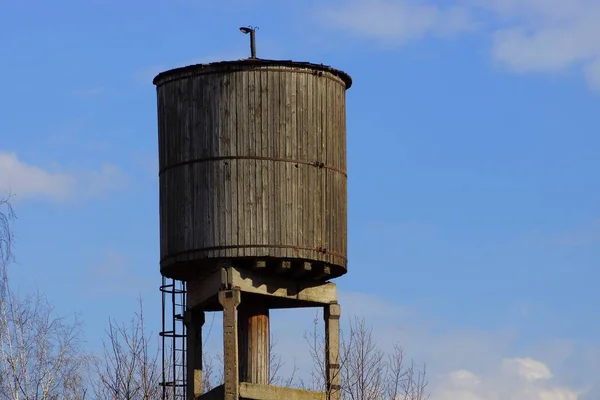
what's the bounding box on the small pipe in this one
[249,29,256,58]
[240,26,258,59]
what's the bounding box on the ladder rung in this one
[159,332,185,338]
[159,382,186,387]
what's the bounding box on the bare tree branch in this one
[0,194,15,297]
[302,315,429,400]
[0,197,89,400]
[92,297,162,400]
[0,288,88,399]
[269,336,299,387]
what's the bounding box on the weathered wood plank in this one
[260,70,269,249]
[156,62,350,280]
[290,70,298,258]
[241,70,250,258]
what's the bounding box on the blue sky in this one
[2,0,599,398]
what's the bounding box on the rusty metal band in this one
[159,155,347,177]
[160,244,347,263]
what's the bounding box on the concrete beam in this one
[230,267,337,304]
[188,268,228,309]
[187,267,337,310]
[238,383,326,400]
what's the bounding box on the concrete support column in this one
[185,309,205,400]
[324,302,341,400]
[238,300,270,384]
[218,289,242,400]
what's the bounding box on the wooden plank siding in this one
[155,62,350,281]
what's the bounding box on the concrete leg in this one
[324,302,341,400]
[238,300,270,384]
[218,289,241,400]
[185,309,205,399]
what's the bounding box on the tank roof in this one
[152,58,352,89]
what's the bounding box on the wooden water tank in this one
[154,59,352,281]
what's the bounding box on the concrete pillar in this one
[324,302,341,400]
[218,289,241,400]
[238,300,270,384]
[185,309,204,400]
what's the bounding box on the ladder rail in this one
[160,277,187,399]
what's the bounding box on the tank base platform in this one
[184,261,341,400]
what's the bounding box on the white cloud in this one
[433,357,582,400]
[484,0,600,83]
[0,152,127,202]
[260,290,596,399]
[583,60,600,90]
[503,358,553,381]
[319,0,600,90]
[318,0,475,45]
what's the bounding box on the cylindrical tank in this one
[154,59,352,281]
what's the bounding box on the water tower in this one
[154,28,351,400]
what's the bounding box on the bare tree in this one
[342,318,385,400]
[301,312,329,392]
[303,315,429,400]
[92,298,162,400]
[0,195,15,291]
[269,336,299,387]
[0,196,89,400]
[385,344,429,400]
[0,291,88,399]
[199,325,298,392]
[201,351,221,393]
[0,290,88,400]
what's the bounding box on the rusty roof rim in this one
[152,58,353,89]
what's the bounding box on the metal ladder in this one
[160,277,187,400]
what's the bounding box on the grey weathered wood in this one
[155,61,350,280]
[238,302,269,385]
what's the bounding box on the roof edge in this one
[152,58,353,89]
